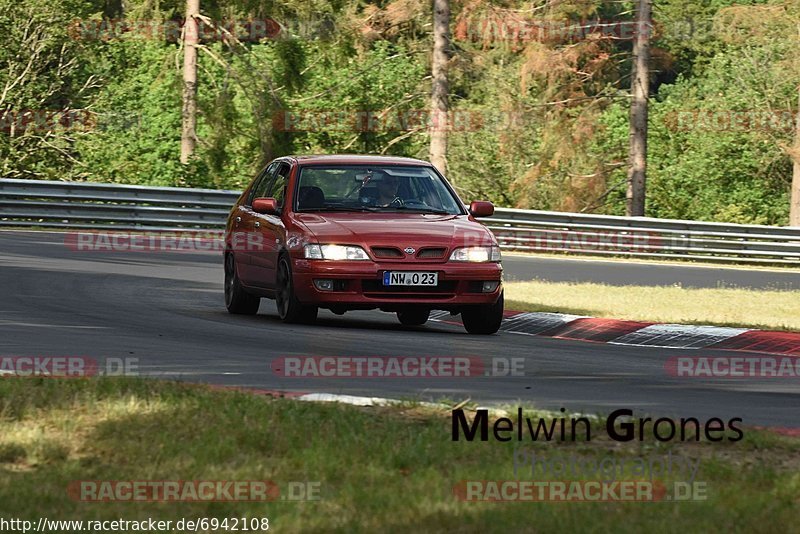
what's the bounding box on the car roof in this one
[287,154,433,166]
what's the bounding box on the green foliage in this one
[74,40,185,186]
[0,0,105,179]
[289,40,427,157]
[592,19,796,224]
[0,0,796,223]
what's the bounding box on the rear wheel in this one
[397,309,430,326]
[276,255,318,324]
[461,291,503,335]
[224,253,260,315]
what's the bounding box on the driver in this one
[375,174,401,207]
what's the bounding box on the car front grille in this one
[416,247,446,259]
[369,246,448,262]
[371,247,404,259]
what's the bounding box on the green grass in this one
[505,280,800,331]
[0,378,799,533]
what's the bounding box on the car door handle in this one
[254,221,260,228]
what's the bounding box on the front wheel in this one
[225,253,260,315]
[461,291,504,335]
[276,256,318,324]
[397,309,430,326]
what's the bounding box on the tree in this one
[712,2,800,225]
[429,0,449,175]
[180,0,199,164]
[626,0,651,217]
[793,74,800,226]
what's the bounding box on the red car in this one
[223,155,504,334]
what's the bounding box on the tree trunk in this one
[791,90,800,226]
[180,0,199,165]
[626,0,651,217]
[429,0,450,176]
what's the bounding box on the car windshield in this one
[295,165,464,215]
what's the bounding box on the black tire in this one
[225,252,260,315]
[276,255,318,324]
[397,309,430,326]
[461,291,504,335]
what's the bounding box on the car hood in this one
[294,212,495,249]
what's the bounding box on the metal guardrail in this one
[2,178,799,265]
[0,179,239,231]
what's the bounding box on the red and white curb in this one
[430,311,800,356]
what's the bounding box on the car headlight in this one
[449,246,501,262]
[304,244,370,261]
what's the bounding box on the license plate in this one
[382,271,438,286]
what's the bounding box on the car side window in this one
[269,162,291,211]
[247,162,278,206]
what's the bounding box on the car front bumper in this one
[291,258,503,310]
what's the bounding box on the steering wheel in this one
[389,196,404,207]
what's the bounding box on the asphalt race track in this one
[2,230,799,427]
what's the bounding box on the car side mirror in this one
[252,197,279,215]
[469,201,494,218]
